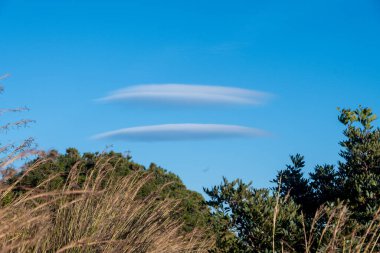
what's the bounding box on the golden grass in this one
[0,157,214,252]
[269,176,380,253]
[292,202,380,253]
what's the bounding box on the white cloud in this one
[92,124,269,142]
[98,84,270,105]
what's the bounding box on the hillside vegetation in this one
[1,104,380,252]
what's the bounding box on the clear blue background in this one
[1,0,379,193]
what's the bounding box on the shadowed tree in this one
[272,154,316,217]
[309,164,340,207]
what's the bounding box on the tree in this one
[205,178,304,252]
[336,106,380,222]
[272,154,315,217]
[273,107,380,222]
[309,164,339,206]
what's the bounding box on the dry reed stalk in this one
[0,158,214,252]
[295,201,380,253]
[272,176,282,253]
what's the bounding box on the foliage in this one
[272,154,316,217]
[309,164,340,208]
[205,178,304,252]
[207,106,380,252]
[272,106,380,223]
[337,106,380,222]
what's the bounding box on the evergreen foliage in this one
[272,154,315,217]
[271,106,380,222]
[207,106,380,252]
[337,106,380,222]
[205,178,304,252]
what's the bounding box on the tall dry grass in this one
[0,157,214,252]
[269,177,380,253]
[300,203,380,253]
[270,199,380,253]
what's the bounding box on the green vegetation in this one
[206,106,380,252]
[205,178,304,252]
[1,83,380,253]
[271,106,380,222]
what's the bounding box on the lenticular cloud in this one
[98,84,269,105]
[92,124,268,142]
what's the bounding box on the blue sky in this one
[1,0,380,193]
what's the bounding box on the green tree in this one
[272,154,315,217]
[336,106,380,222]
[309,164,339,207]
[273,107,380,223]
[205,178,304,252]
[206,106,380,252]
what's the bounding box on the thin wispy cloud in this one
[98,84,270,106]
[92,124,269,142]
